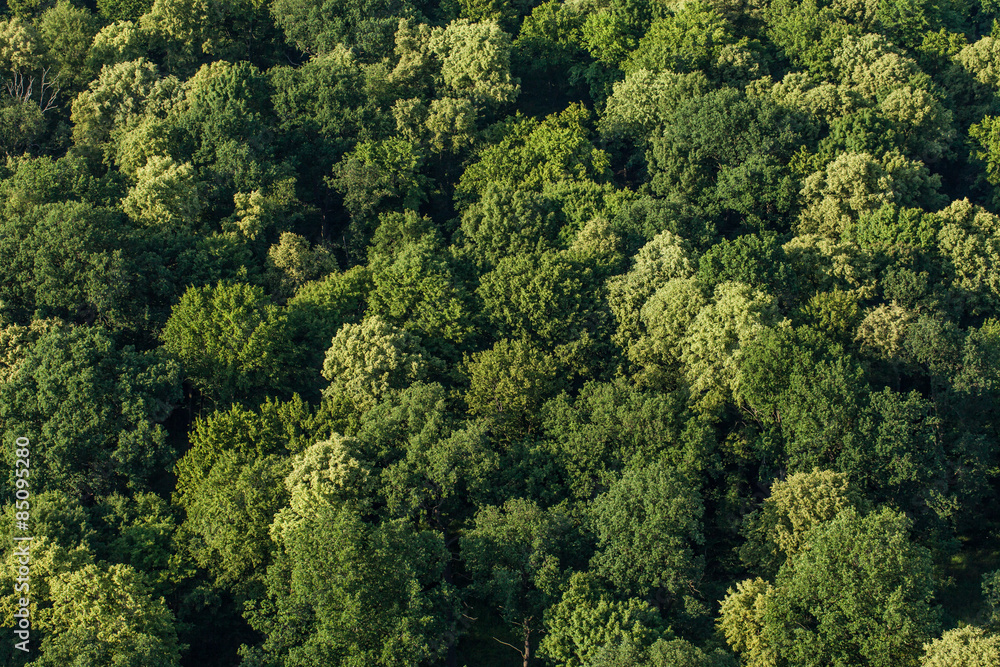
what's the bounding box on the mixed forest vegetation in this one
[2,0,1000,663]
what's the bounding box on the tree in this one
[456,104,610,204]
[321,315,434,412]
[720,507,942,667]
[625,277,706,387]
[285,266,372,379]
[590,456,705,601]
[248,436,459,666]
[679,281,778,413]
[984,569,1000,627]
[737,325,872,471]
[0,323,180,497]
[464,338,565,434]
[477,248,606,348]
[717,577,776,667]
[921,626,1000,667]
[174,397,313,594]
[599,68,710,149]
[933,199,1000,315]
[540,379,712,500]
[429,19,520,108]
[0,200,139,326]
[122,155,201,227]
[764,468,858,559]
[98,0,154,20]
[329,138,427,223]
[797,151,945,239]
[162,281,292,403]
[607,230,697,354]
[461,499,584,664]
[456,184,564,270]
[89,492,179,597]
[140,0,279,67]
[36,1,100,92]
[180,452,290,591]
[589,637,737,667]
[356,382,499,529]
[539,572,663,667]
[764,0,857,78]
[269,48,384,179]
[265,232,338,298]
[831,33,930,102]
[647,87,802,223]
[367,212,476,352]
[36,563,183,666]
[269,0,412,58]
[695,232,795,295]
[623,2,760,81]
[70,58,165,148]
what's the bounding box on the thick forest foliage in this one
[1,0,1000,664]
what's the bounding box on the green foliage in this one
[457,104,611,204]
[539,572,664,667]
[270,0,413,58]
[764,468,858,559]
[321,314,435,412]
[456,184,564,269]
[162,281,292,403]
[2,1,1000,665]
[722,508,942,667]
[984,569,1000,625]
[36,563,183,666]
[624,2,763,82]
[590,456,705,599]
[921,626,1000,666]
[464,337,565,434]
[540,379,712,499]
[647,87,803,223]
[251,472,458,666]
[462,499,581,623]
[99,0,154,21]
[329,138,427,221]
[429,18,520,107]
[0,323,180,497]
[589,637,737,667]
[0,200,139,326]
[478,248,605,348]
[367,211,476,350]
[90,492,179,595]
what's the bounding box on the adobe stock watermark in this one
[11,436,31,654]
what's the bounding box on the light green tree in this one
[600,69,710,146]
[765,468,858,559]
[679,281,778,413]
[539,572,663,667]
[321,315,433,412]
[429,19,520,107]
[797,151,944,238]
[456,104,610,204]
[35,563,183,666]
[607,230,696,354]
[122,155,201,227]
[921,627,1000,667]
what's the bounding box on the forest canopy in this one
[1,0,1000,664]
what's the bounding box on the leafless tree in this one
[4,67,60,113]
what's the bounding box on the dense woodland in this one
[1,0,1000,663]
